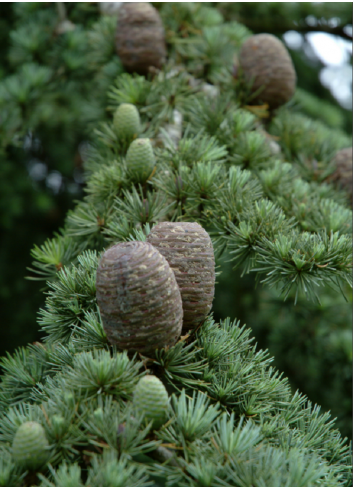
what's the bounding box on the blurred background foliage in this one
[0,2,351,438]
[0,2,123,353]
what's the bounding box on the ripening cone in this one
[133,375,169,430]
[126,138,155,183]
[147,222,215,333]
[113,103,141,143]
[239,33,296,110]
[12,421,49,470]
[96,241,183,355]
[115,2,166,75]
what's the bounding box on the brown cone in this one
[239,33,296,110]
[96,241,183,355]
[146,222,215,333]
[115,2,167,75]
[327,147,352,203]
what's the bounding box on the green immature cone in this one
[12,422,50,470]
[113,103,141,144]
[133,375,169,430]
[126,138,155,183]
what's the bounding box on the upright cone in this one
[147,222,215,333]
[96,241,183,355]
[239,33,296,110]
[115,2,167,75]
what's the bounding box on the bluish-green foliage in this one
[0,2,352,486]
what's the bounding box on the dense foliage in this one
[0,2,351,486]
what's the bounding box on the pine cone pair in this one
[96,223,215,356]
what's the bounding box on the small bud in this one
[126,138,155,183]
[12,421,50,470]
[50,415,67,440]
[133,375,169,430]
[51,415,65,436]
[113,103,141,144]
[93,408,104,422]
[63,391,75,408]
[299,203,306,215]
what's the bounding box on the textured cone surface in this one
[133,375,169,430]
[115,2,166,75]
[239,33,296,110]
[12,421,49,470]
[147,222,215,333]
[96,241,183,355]
[113,103,141,143]
[327,147,352,202]
[126,138,155,182]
